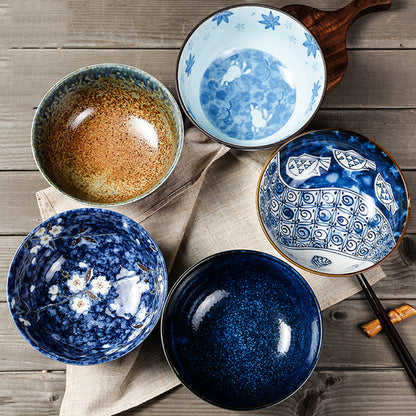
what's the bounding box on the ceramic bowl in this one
[257,130,410,276]
[161,250,322,410]
[7,208,168,365]
[176,5,326,149]
[32,63,184,205]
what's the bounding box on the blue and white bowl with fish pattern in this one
[176,4,326,149]
[7,208,168,365]
[257,130,410,276]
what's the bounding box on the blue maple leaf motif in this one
[303,33,319,58]
[212,10,233,26]
[312,80,321,98]
[185,54,196,77]
[258,11,280,30]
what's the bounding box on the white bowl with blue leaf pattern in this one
[257,130,410,276]
[7,208,168,365]
[176,5,326,149]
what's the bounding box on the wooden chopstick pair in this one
[356,273,416,389]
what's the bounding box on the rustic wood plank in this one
[0,304,65,371]
[0,371,65,416]
[123,369,416,415]
[319,298,416,368]
[0,0,409,49]
[322,50,416,109]
[2,107,416,171]
[308,109,416,170]
[3,49,416,112]
[1,236,415,304]
[1,169,415,234]
[0,172,48,234]
[1,369,416,416]
[1,298,415,372]
[2,48,416,170]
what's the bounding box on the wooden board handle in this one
[282,0,393,93]
[334,0,392,30]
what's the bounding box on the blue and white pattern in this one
[199,49,296,141]
[333,149,377,171]
[177,5,326,149]
[311,255,332,268]
[258,130,409,276]
[212,10,233,26]
[375,173,399,214]
[8,208,168,365]
[286,154,331,180]
[185,54,196,77]
[303,33,319,58]
[258,11,280,30]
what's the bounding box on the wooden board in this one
[0,0,409,49]
[0,169,416,234]
[2,369,416,416]
[2,49,416,170]
[1,297,415,372]
[1,0,416,415]
[0,371,65,415]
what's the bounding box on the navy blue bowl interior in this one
[161,250,322,410]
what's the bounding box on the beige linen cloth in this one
[36,127,385,416]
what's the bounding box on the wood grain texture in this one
[0,304,65,371]
[1,0,416,414]
[0,0,409,49]
[282,0,392,92]
[0,296,415,371]
[3,369,416,416]
[2,48,416,170]
[0,170,415,234]
[0,172,48,234]
[3,106,416,171]
[0,371,65,415]
[0,235,413,303]
[119,369,416,415]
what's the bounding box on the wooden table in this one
[1,1,416,414]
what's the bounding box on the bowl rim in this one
[175,3,328,150]
[31,63,184,206]
[256,128,412,277]
[7,207,168,365]
[160,249,323,410]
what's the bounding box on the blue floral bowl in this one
[7,208,168,365]
[161,250,322,410]
[257,130,410,276]
[176,5,326,149]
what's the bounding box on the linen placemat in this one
[36,127,385,416]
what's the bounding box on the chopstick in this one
[356,273,416,390]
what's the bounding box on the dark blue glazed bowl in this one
[161,250,322,410]
[8,208,168,365]
[257,129,410,276]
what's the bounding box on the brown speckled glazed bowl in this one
[32,64,184,205]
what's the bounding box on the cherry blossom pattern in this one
[71,296,91,315]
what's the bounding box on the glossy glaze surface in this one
[8,208,167,365]
[258,130,410,276]
[32,64,183,205]
[177,5,326,149]
[161,250,322,410]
